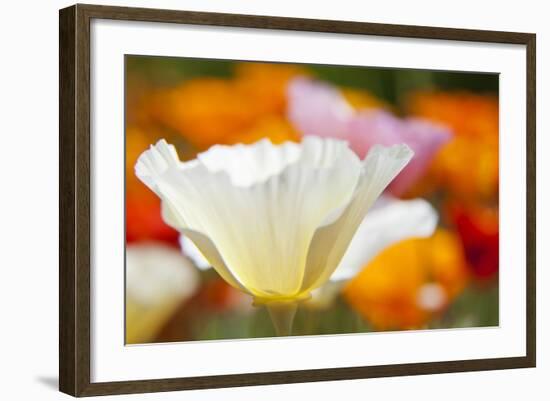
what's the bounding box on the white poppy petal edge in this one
[329,196,438,282]
[180,235,211,270]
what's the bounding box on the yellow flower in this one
[343,229,469,330]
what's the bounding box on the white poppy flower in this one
[126,243,199,344]
[136,137,413,334]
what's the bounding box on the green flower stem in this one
[265,302,298,336]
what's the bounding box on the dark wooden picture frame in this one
[59,3,536,397]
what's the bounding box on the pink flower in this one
[287,78,451,196]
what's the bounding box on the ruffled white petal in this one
[300,144,414,291]
[136,137,364,300]
[197,139,301,187]
[135,139,182,195]
[329,196,438,282]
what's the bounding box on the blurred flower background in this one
[125,56,499,344]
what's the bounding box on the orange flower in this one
[433,135,498,200]
[343,229,470,330]
[147,63,307,150]
[234,62,308,115]
[126,126,155,193]
[149,78,261,149]
[125,73,156,128]
[408,92,498,139]
[406,91,499,201]
[228,116,300,145]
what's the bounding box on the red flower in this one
[126,194,179,246]
[450,204,499,281]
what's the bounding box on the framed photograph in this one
[59,3,536,397]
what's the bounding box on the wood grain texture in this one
[58,3,537,397]
[59,5,76,396]
[59,4,92,396]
